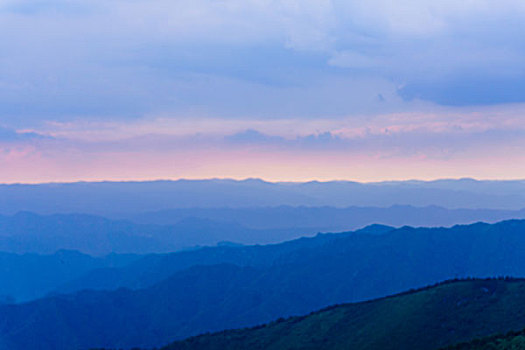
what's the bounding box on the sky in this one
[0,0,524,183]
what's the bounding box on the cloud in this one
[226,129,285,144]
[399,77,525,106]
[225,129,343,150]
[0,0,90,15]
[328,51,384,69]
[0,127,50,142]
[1,0,525,182]
[2,105,525,182]
[24,103,525,153]
[0,0,524,127]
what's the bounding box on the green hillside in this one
[162,279,525,350]
[443,328,525,349]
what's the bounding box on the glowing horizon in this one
[1,1,524,183]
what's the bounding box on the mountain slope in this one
[0,212,321,255]
[4,220,525,349]
[61,219,525,300]
[444,328,525,349]
[0,264,285,350]
[0,250,138,303]
[3,205,525,255]
[157,279,525,350]
[5,278,525,350]
[55,224,393,294]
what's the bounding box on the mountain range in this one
[2,179,525,215]
[2,220,525,349]
[0,212,312,255]
[114,205,525,229]
[2,204,525,255]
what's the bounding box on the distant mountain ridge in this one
[2,178,525,215]
[114,205,525,230]
[0,212,317,255]
[2,204,525,255]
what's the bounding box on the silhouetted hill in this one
[0,212,168,255]
[0,264,293,350]
[0,223,391,303]
[0,250,138,303]
[57,224,394,294]
[60,219,525,301]
[0,212,321,255]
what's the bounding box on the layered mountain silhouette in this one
[2,220,525,349]
[1,204,525,255]
[59,220,525,298]
[116,205,525,230]
[0,212,315,255]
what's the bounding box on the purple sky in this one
[1,0,524,182]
